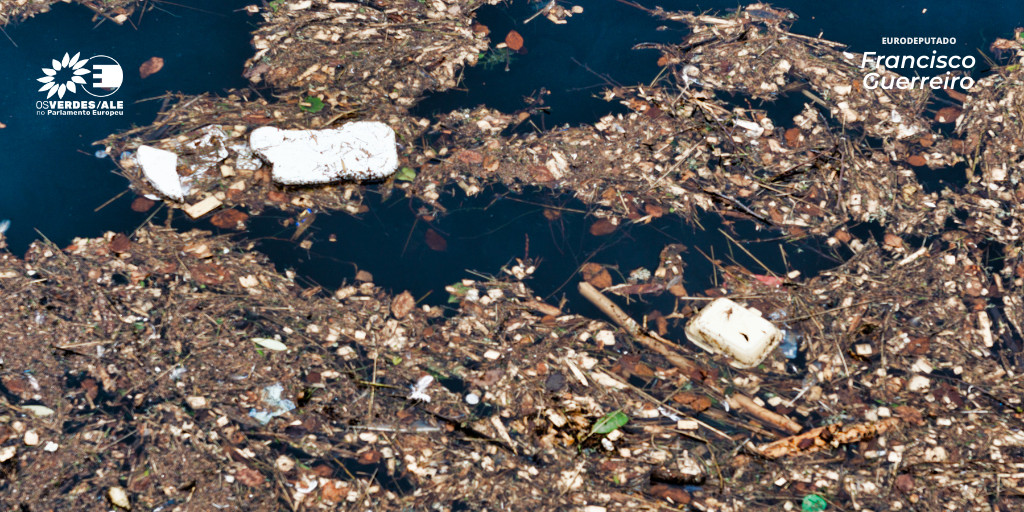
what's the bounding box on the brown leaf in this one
[468,368,505,387]
[906,154,926,166]
[357,449,382,465]
[649,484,691,504]
[483,155,499,172]
[425,228,447,251]
[391,291,415,319]
[645,204,664,218]
[183,243,212,259]
[2,377,28,397]
[668,284,688,297]
[784,127,802,146]
[580,263,612,289]
[883,233,904,249]
[943,87,967,103]
[834,230,852,243]
[470,20,490,35]
[210,209,249,230]
[671,392,711,413]
[235,466,265,487]
[895,474,915,493]
[456,149,483,164]
[109,233,131,254]
[355,270,373,282]
[128,475,153,492]
[894,405,924,426]
[321,480,347,503]
[267,191,289,203]
[529,164,554,182]
[504,30,524,51]
[139,57,164,79]
[542,208,561,221]
[191,263,226,285]
[648,310,668,335]
[904,337,930,355]
[589,219,617,236]
[130,197,156,212]
[935,106,962,123]
[918,133,934,147]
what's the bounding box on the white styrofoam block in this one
[249,122,398,184]
[684,298,782,368]
[137,145,184,201]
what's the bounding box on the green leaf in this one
[252,338,287,352]
[591,410,629,435]
[299,96,325,113]
[802,494,827,512]
[395,167,416,182]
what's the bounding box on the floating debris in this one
[248,383,296,424]
[249,122,399,183]
[685,298,783,368]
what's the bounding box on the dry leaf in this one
[943,87,967,103]
[130,197,155,212]
[456,149,483,164]
[580,263,612,289]
[649,484,691,504]
[425,228,447,251]
[109,233,130,254]
[139,57,164,79]
[935,106,962,123]
[192,263,227,285]
[906,154,926,166]
[355,270,373,282]
[210,209,249,230]
[505,30,524,51]
[235,466,265,487]
[391,291,415,319]
[589,219,617,236]
[529,165,554,182]
[471,20,490,35]
[784,127,802,146]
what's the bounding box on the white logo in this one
[37,52,123,99]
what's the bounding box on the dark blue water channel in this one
[0,0,1020,325]
[0,0,257,250]
[414,0,1023,127]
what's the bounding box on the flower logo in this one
[38,52,90,99]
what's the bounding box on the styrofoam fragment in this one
[137,145,184,201]
[250,122,398,184]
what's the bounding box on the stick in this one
[726,394,801,434]
[94,189,129,212]
[523,0,554,23]
[579,282,804,434]
[578,281,698,374]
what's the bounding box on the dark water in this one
[177,187,840,326]
[0,0,1019,295]
[414,0,1023,127]
[0,0,257,251]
